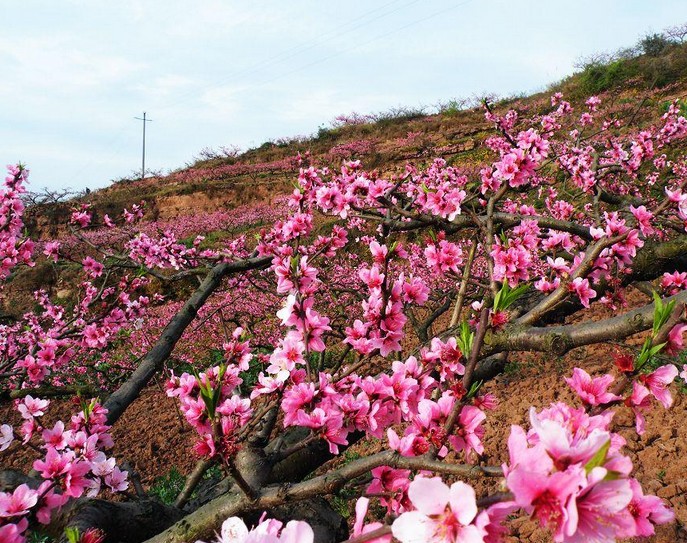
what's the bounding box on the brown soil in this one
[0,388,197,488]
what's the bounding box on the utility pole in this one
[134,112,152,180]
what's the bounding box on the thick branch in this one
[52,498,184,543]
[104,255,271,425]
[146,450,501,543]
[485,290,687,356]
[381,211,594,239]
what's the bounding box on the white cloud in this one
[275,88,404,124]
[0,36,144,93]
[196,84,244,120]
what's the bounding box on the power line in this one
[134,112,153,181]
[243,0,476,92]
[85,2,476,190]
[156,0,422,111]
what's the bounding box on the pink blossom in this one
[448,405,486,460]
[392,476,485,543]
[369,241,388,264]
[492,243,531,286]
[564,368,621,406]
[570,278,596,308]
[368,465,411,514]
[585,96,601,111]
[201,515,315,543]
[640,364,678,408]
[665,323,687,355]
[425,240,463,274]
[387,429,429,457]
[660,271,687,295]
[17,395,49,419]
[507,466,584,540]
[625,382,651,435]
[476,502,518,543]
[42,421,68,450]
[0,520,29,543]
[70,210,92,228]
[0,423,12,451]
[630,205,654,237]
[527,407,611,471]
[619,478,675,538]
[43,241,60,261]
[82,256,104,278]
[567,468,633,542]
[0,484,38,517]
[352,497,391,543]
[402,276,429,305]
[104,466,129,492]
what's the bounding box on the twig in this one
[449,242,477,327]
[174,459,215,509]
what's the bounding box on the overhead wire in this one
[156,0,421,111]
[87,1,476,189]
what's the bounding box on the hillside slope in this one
[25,40,687,238]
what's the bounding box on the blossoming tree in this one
[2,93,687,543]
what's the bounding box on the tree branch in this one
[145,450,501,543]
[485,290,687,357]
[104,255,271,425]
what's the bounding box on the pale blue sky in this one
[1,1,683,191]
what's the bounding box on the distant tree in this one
[665,22,687,44]
[639,32,671,57]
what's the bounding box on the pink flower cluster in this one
[1,398,127,543]
[565,364,679,435]
[504,403,673,542]
[392,476,509,543]
[166,331,253,458]
[344,242,428,357]
[1,268,151,389]
[197,515,313,543]
[126,231,204,270]
[4,89,687,542]
[0,165,34,279]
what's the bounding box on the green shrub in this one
[149,466,186,505]
[579,59,638,94]
[640,33,671,57]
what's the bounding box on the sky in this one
[1,0,683,192]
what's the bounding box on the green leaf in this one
[493,288,503,313]
[65,527,80,543]
[584,440,610,474]
[493,282,529,312]
[210,363,227,414]
[649,342,667,357]
[456,321,474,358]
[467,380,483,399]
[651,292,675,336]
